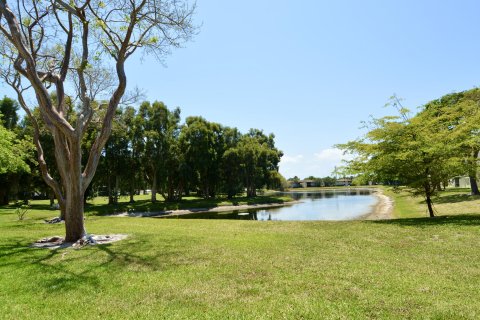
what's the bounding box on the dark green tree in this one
[220,127,243,198]
[137,101,181,202]
[0,112,31,204]
[0,96,18,130]
[180,116,222,199]
[232,130,283,197]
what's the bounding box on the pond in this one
[165,189,379,221]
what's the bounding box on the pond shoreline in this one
[363,189,394,220]
[112,187,394,220]
[112,201,301,218]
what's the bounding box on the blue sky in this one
[125,0,480,179]
[4,1,480,179]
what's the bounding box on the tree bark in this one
[151,171,157,203]
[469,176,480,195]
[63,138,87,242]
[49,191,55,206]
[108,173,114,205]
[64,182,86,242]
[114,175,120,204]
[129,188,135,203]
[0,187,8,205]
[59,201,66,221]
[426,194,435,218]
[424,181,435,218]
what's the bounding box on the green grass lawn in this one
[1,191,480,319]
[383,186,480,219]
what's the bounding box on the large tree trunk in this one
[62,139,87,242]
[64,182,86,242]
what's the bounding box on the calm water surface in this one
[255,189,377,221]
[168,189,378,221]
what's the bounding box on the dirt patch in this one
[31,234,128,250]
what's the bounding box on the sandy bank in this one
[364,189,394,220]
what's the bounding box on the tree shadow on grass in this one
[0,240,102,291]
[369,214,480,227]
[432,193,480,204]
[0,235,205,292]
[0,203,55,212]
[94,241,202,272]
[0,241,33,261]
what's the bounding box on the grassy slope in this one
[383,187,480,218]
[1,191,480,319]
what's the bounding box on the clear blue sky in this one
[5,0,480,179]
[125,0,480,179]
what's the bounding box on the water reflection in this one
[284,189,373,201]
[164,189,378,221]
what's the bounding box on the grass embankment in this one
[382,187,480,218]
[1,191,480,319]
[289,185,480,219]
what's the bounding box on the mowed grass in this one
[1,192,480,319]
[383,187,480,218]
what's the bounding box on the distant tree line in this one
[0,97,285,204]
[287,176,338,187]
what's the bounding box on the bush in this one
[15,204,30,221]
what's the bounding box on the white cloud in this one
[281,154,304,163]
[279,148,353,179]
[314,148,345,161]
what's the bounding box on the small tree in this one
[15,204,29,220]
[0,0,196,241]
[339,98,463,217]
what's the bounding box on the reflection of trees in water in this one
[283,189,373,200]
[169,189,374,221]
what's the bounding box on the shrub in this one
[15,204,30,221]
